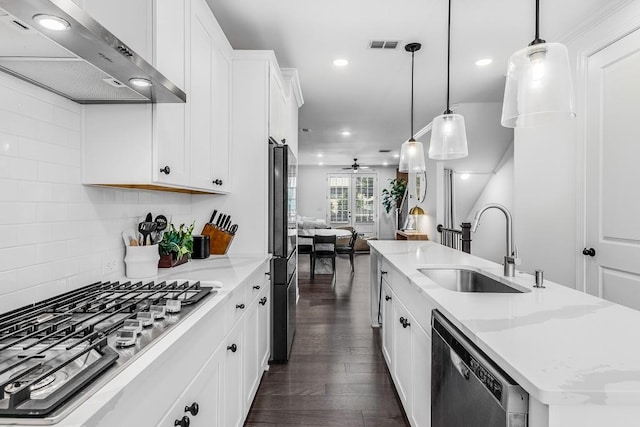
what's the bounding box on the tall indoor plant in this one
[381,178,407,214]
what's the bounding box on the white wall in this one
[465,144,514,264]
[297,164,397,239]
[0,73,194,313]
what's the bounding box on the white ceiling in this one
[208,0,624,167]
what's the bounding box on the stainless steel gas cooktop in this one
[0,279,216,420]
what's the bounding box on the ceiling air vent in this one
[369,40,400,49]
[379,149,392,153]
[299,128,311,133]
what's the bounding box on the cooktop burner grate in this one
[0,280,213,418]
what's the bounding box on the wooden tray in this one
[201,224,234,255]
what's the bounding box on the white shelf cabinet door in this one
[411,323,431,427]
[392,298,413,411]
[269,65,285,142]
[224,318,245,427]
[153,0,189,188]
[381,280,394,366]
[188,0,216,191]
[210,43,232,192]
[257,285,270,370]
[157,343,225,427]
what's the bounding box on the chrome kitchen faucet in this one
[471,203,520,277]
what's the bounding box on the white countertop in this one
[7,254,271,427]
[369,240,640,406]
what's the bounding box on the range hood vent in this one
[0,0,186,104]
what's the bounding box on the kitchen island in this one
[369,240,640,427]
[0,255,270,427]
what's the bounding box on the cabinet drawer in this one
[246,264,270,305]
[381,259,434,336]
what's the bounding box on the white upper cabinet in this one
[81,0,232,194]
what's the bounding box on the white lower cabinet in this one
[243,297,260,411]
[381,281,394,366]
[381,268,432,427]
[158,343,225,426]
[411,321,431,427]
[257,285,270,370]
[224,315,245,427]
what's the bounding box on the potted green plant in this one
[158,222,194,268]
[381,178,407,214]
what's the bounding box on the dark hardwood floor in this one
[245,252,410,427]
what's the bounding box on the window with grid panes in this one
[329,176,350,222]
[355,176,375,222]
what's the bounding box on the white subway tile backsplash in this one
[0,245,37,272]
[0,73,198,313]
[9,157,38,181]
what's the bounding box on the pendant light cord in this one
[445,0,452,115]
[529,0,546,46]
[410,50,415,139]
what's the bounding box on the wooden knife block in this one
[201,224,234,255]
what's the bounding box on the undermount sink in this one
[418,268,530,293]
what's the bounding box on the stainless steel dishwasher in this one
[432,310,529,427]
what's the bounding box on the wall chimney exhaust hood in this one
[0,0,186,104]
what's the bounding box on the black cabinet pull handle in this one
[399,317,410,328]
[381,270,388,275]
[582,248,596,257]
[160,166,171,175]
[227,344,237,352]
[253,285,261,290]
[265,272,271,276]
[259,297,267,306]
[236,303,245,310]
[385,295,392,301]
[184,402,199,416]
[174,416,190,427]
[213,179,224,185]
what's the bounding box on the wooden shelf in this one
[395,231,428,241]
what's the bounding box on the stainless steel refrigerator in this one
[268,139,297,362]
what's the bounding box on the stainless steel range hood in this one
[0,0,186,104]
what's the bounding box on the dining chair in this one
[335,230,358,272]
[298,236,314,271]
[311,234,336,280]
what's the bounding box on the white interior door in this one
[327,173,378,237]
[585,29,640,310]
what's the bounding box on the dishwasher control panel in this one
[470,356,502,401]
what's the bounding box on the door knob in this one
[582,248,596,257]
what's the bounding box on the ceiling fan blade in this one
[360,166,370,169]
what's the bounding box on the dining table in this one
[297,228,353,275]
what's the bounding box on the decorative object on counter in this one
[398,42,427,173]
[138,213,156,246]
[158,222,194,268]
[501,0,575,127]
[429,0,469,160]
[192,235,211,259]
[124,243,160,278]
[201,210,237,255]
[403,206,425,231]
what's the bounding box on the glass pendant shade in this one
[429,113,468,160]
[399,138,426,173]
[501,42,575,128]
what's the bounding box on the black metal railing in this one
[437,223,471,254]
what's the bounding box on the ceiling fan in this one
[342,158,370,172]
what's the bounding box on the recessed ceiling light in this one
[129,78,153,88]
[460,173,470,180]
[392,154,400,158]
[333,59,349,67]
[318,162,324,166]
[475,58,493,67]
[316,154,323,158]
[341,131,351,136]
[383,161,389,166]
[33,14,70,31]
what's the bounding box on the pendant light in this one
[501,0,575,128]
[399,43,426,173]
[429,0,468,160]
